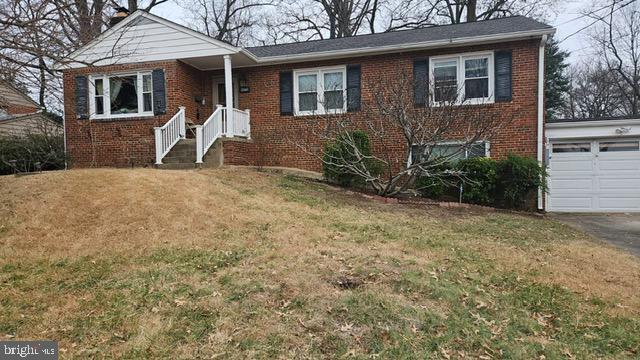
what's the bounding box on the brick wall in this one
[63,60,210,167]
[63,39,541,171]
[229,39,541,172]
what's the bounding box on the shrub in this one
[457,157,498,206]
[414,163,456,199]
[496,154,547,209]
[323,130,381,188]
[0,134,65,175]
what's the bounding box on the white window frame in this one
[293,66,347,116]
[409,140,490,166]
[430,51,494,106]
[89,71,154,120]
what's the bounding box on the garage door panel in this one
[598,197,640,211]
[549,178,593,190]
[598,177,640,190]
[548,196,594,211]
[549,158,593,172]
[597,158,640,171]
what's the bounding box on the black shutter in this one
[280,71,293,116]
[75,76,89,119]
[413,59,428,107]
[346,64,361,112]
[495,50,512,102]
[152,69,167,115]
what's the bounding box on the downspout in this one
[62,75,68,170]
[537,34,547,211]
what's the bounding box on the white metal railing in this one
[196,105,224,163]
[231,108,251,138]
[154,106,186,164]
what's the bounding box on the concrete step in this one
[156,163,198,170]
[157,138,223,170]
[162,157,196,164]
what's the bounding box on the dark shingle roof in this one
[247,16,553,58]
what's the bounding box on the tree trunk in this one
[466,0,477,22]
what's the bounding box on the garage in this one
[546,117,640,213]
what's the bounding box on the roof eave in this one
[252,28,556,65]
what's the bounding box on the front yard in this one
[0,168,638,358]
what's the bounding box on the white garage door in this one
[548,139,640,212]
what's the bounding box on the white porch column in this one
[223,54,234,136]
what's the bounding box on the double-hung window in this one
[294,67,346,115]
[430,52,494,104]
[89,72,153,119]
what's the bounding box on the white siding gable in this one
[67,13,239,68]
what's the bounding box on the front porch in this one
[154,54,253,167]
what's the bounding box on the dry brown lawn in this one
[0,168,638,359]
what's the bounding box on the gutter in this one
[537,34,547,211]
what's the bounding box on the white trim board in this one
[546,119,640,140]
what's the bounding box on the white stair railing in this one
[196,105,224,163]
[231,108,251,138]
[154,106,186,165]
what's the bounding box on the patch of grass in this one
[0,168,638,358]
[277,175,329,207]
[146,248,246,274]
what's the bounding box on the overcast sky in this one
[151,0,598,65]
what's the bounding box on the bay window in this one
[90,72,153,119]
[294,67,346,115]
[430,52,494,104]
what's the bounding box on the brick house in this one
[59,11,554,207]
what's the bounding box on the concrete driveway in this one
[552,213,640,256]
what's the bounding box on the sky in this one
[151,0,599,65]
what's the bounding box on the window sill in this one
[293,110,347,117]
[431,99,495,107]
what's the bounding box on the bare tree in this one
[289,67,515,196]
[563,62,625,119]
[0,0,170,113]
[181,0,274,46]
[591,0,640,116]
[435,0,557,24]
[262,0,557,44]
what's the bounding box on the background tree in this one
[433,0,557,24]
[590,0,640,116]
[544,37,570,119]
[180,0,274,45]
[563,62,624,119]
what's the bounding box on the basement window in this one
[411,141,489,164]
[90,72,153,119]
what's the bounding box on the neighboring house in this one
[546,116,640,212]
[60,11,555,208]
[0,81,61,137]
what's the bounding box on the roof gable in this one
[63,11,242,68]
[0,81,39,111]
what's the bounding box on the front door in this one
[212,77,239,108]
[217,83,227,106]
